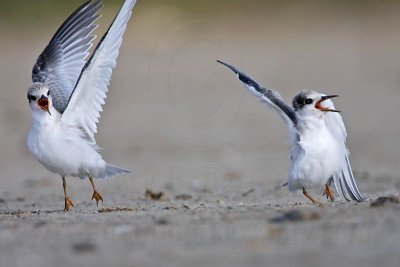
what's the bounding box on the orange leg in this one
[303,187,321,204]
[62,176,74,211]
[89,176,103,206]
[323,184,335,201]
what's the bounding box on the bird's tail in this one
[99,164,131,179]
[332,155,364,202]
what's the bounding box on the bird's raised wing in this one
[323,100,364,201]
[32,0,102,114]
[61,0,137,143]
[217,60,297,127]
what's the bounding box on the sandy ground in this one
[1,1,400,266]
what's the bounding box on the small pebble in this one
[270,209,321,223]
[370,196,400,207]
[71,241,97,253]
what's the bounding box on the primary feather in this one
[216,60,297,127]
[32,0,102,113]
[62,0,137,143]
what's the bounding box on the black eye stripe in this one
[295,97,313,107]
[27,95,37,101]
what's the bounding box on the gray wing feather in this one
[61,0,137,143]
[344,155,364,200]
[332,156,364,201]
[321,100,364,201]
[32,0,102,113]
[217,60,297,126]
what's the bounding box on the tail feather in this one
[100,163,131,179]
[332,156,364,202]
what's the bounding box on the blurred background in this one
[2,1,400,267]
[1,0,400,200]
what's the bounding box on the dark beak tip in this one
[321,95,339,101]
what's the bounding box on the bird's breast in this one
[290,125,344,189]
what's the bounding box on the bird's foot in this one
[323,184,335,201]
[310,199,323,206]
[64,197,74,211]
[91,190,103,206]
[303,187,323,206]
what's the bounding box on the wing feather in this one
[217,60,297,127]
[61,0,137,143]
[32,0,102,113]
[324,100,364,201]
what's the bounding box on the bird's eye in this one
[47,91,50,96]
[27,95,36,102]
[305,98,313,105]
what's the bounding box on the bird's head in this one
[292,90,340,116]
[27,83,52,116]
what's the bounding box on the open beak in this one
[37,96,51,115]
[315,95,340,112]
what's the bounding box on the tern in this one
[27,0,137,211]
[217,60,364,203]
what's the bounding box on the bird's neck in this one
[296,112,325,134]
[30,107,61,129]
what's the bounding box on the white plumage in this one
[217,60,364,203]
[27,0,137,211]
[62,0,135,142]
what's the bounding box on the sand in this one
[1,1,400,266]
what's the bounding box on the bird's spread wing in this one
[61,0,137,143]
[217,60,297,127]
[32,0,102,114]
[324,100,364,201]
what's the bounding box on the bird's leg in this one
[322,178,335,201]
[89,176,103,206]
[302,187,321,205]
[62,176,74,211]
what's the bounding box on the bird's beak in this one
[37,96,51,115]
[315,95,340,112]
